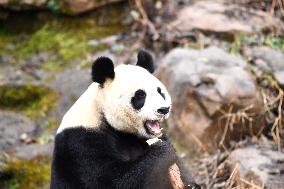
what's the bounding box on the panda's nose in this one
[157,107,170,115]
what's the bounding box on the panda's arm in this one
[176,160,201,189]
[110,140,178,189]
[53,129,175,189]
[158,135,200,189]
[52,128,187,189]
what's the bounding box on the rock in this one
[274,71,284,86]
[228,145,284,188]
[0,55,15,65]
[0,0,46,9]
[0,0,125,15]
[50,68,91,121]
[0,65,34,86]
[0,111,34,151]
[157,47,265,151]
[13,143,54,159]
[167,1,284,35]
[244,47,284,85]
[61,0,124,15]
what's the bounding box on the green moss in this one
[0,84,59,119]
[1,21,120,71]
[0,157,51,189]
[228,34,284,54]
[47,0,61,13]
[0,5,125,71]
[13,25,112,63]
[229,33,250,54]
[264,36,284,50]
[45,118,60,131]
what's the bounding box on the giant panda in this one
[50,50,200,189]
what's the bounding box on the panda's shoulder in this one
[54,126,115,152]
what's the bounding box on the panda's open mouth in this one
[144,120,162,135]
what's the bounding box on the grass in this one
[263,36,284,50]
[0,157,51,189]
[229,33,284,54]
[0,6,124,71]
[0,84,59,119]
[12,25,115,62]
[0,23,119,71]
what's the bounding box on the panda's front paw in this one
[148,140,177,165]
[159,134,170,142]
[187,183,201,189]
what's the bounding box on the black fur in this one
[137,49,155,73]
[131,89,146,110]
[50,120,200,189]
[92,57,115,85]
[157,87,166,100]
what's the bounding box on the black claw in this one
[187,183,201,189]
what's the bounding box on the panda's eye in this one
[131,89,146,110]
[135,90,146,98]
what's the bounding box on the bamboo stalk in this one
[168,163,185,189]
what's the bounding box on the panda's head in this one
[93,50,171,139]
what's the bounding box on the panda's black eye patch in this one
[131,89,146,110]
[157,87,165,100]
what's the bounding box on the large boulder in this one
[61,0,124,15]
[0,0,46,8]
[244,46,284,86]
[167,1,284,35]
[157,47,265,151]
[0,0,124,15]
[228,144,284,188]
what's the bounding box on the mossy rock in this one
[0,84,59,119]
[0,156,50,189]
[0,5,125,71]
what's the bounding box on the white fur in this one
[146,137,162,145]
[57,83,103,134]
[102,64,171,138]
[57,64,172,138]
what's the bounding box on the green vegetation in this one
[0,5,124,71]
[12,25,115,62]
[0,22,119,71]
[47,0,61,13]
[229,33,246,54]
[0,157,51,189]
[229,33,284,54]
[0,85,59,119]
[264,36,284,50]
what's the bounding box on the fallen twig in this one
[134,0,160,40]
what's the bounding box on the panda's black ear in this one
[92,57,115,85]
[136,49,155,74]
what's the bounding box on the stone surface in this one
[0,0,46,8]
[228,145,284,188]
[0,65,31,85]
[0,111,34,151]
[50,68,91,121]
[245,47,284,85]
[157,47,264,151]
[13,143,54,159]
[61,0,124,15]
[167,1,284,35]
[0,0,125,15]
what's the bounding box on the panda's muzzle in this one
[144,120,162,135]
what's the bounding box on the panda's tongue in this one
[145,120,161,135]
